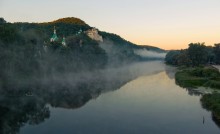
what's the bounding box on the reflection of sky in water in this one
[21,70,220,134]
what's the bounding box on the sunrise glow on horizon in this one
[1,0,220,50]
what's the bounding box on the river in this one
[0,61,219,134]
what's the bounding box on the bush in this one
[175,67,220,89]
[202,67,220,78]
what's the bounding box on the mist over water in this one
[0,61,220,134]
[0,61,166,134]
[1,15,220,134]
[37,61,165,92]
[0,31,219,133]
[17,62,219,134]
[134,49,167,59]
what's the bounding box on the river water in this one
[1,62,219,134]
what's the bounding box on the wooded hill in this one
[0,17,164,89]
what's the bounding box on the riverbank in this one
[174,66,220,124]
[175,66,220,90]
[165,42,220,128]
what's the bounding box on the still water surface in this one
[2,62,220,134]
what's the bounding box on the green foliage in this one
[15,23,79,40]
[175,67,220,89]
[0,24,46,88]
[100,31,165,53]
[188,43,208,66]
[50,17,88,25]
[0,18,6,24]
[0,24,21,43]
[214,43,220,64]
[0,21,107,89]
[176,50,191,66]
[201,67,220,78]
[165,43,219,67]
[175,70,206,88]
[168,42,220,127]
[64,34,107,70]
[189,67,220,78]
[206,46,216,64]
[203,80,220,89]
[100,31,133,46]
[99,31,142,65]
[165,50,180,65]
[0,17,165,89]
[14,17,91,39]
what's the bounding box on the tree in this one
[165,50,180,65]
[214,43,220,64]
[0,18,6,24]
[177,50,191,66]
[206,46,216,64]
[188,43,208,66]
[0,24,20,43]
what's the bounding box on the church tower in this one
[50,26,58,42]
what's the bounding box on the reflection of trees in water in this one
[201,101,220,129]
[0,81,104,134]
[164,65,176,79]
[184,88,203,96]
[212,113,220,128]
[0,71,140,133]
[201,94,220,128]
[0,97,50,134]
[166,65,220,128]
[0,62,165,133]
[164,65,202,96]
[174,80,203,96]
[174,79,204,97]
[0,80,133,134]
[0,84,100,134]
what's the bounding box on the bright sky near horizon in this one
[0,0,220,50]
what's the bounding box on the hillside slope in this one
[0,17,165,89]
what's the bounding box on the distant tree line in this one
[165,43,220,66]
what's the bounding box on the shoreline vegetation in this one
[175,66,220,90]
[165,43,220,125]
[175,67,220,125]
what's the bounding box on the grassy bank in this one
[201,93,220,124]
[175,66,220,89]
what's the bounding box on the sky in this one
[0,0,220,50]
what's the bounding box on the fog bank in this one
[134,49,167,58]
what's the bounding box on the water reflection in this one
[0,96,50,134]
[184,88,203,96]
[165,65,220,128]
[0,61,165,134]
[164,65,176,79]
[1,62,220,134]
[164,66,203,96]
[212,113,220,128]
